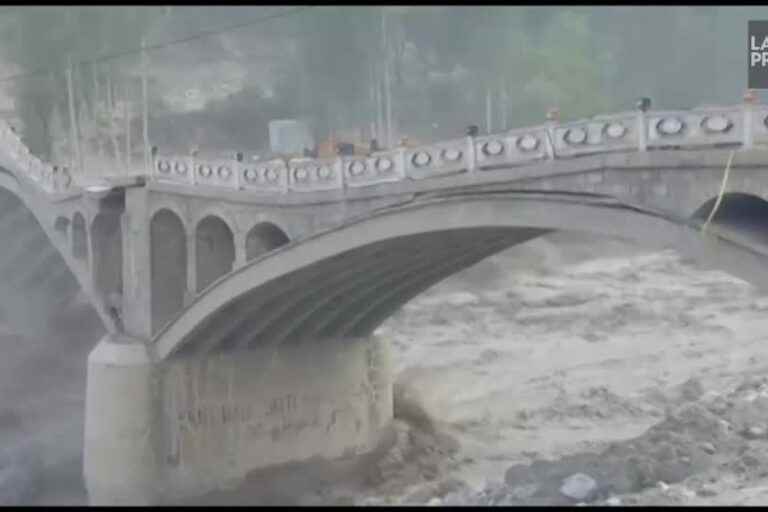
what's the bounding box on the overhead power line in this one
[0,5,316,85]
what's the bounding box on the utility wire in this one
[0,5,315,85]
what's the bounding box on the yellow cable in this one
[701,150,735,234]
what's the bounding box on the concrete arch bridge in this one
[1,102,768,503]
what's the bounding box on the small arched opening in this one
[245,222,290,261]
[150,209,187,333]
[72,212,88,261]
[54,216,70,239]
[196,215,235,292]
[91,213,123,302]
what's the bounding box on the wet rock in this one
[559,473,598,502]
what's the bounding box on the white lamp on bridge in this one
[546,108,560,122]
[635,97,651,112]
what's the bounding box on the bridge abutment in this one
[83,335,394,505]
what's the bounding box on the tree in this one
[0,7,158,158]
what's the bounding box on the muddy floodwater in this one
[6,232,768,505]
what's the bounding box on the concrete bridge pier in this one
[83,337,162,505]
[83,334,394,505]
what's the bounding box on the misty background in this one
[0,5,766,167]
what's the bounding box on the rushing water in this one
[6,232,768,505]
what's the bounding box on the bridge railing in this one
[551,111,640,157]
[3,103,768,199]
[146,102,768,196]
[0,121,75,195]
[645,107,745,149]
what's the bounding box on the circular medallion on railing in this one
[603,122,627,140]
[157,160,171,174]
[441,147,463,162]
[656,116,685,136]
[174,161,188,175]
[375,157,394,174]
[701,115,732,134]
[564,127,588,145]
[244,168,258,183]
[217,165,232,180]
[516,134,540,152]
[411,151,432,168]
[264,168,280,183]
[293,167,309,182]
[199,164,212,178]
[318,165,333,180]
[349,160,367,176]
[482,140,505,156]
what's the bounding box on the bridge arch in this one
[150,208,188,333]
[152,194,768,361]
[190,206,237,234]
[72,212,88,261]
[148,202,188,234]
[195,215,235,292]
[692,192,768,221]
[245,221,290,261]
[54,216,70,239]
[91,213,123,303]
[691,193,768,246]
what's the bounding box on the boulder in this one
[559,473,598,502]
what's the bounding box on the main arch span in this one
[152,191,768,361]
